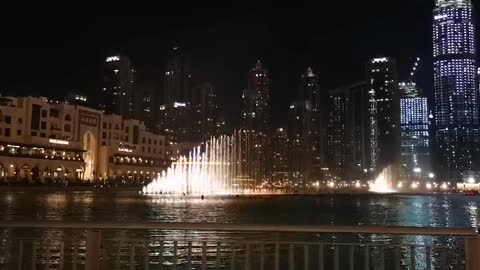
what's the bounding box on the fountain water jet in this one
[143,132,254,195]
[369,166,397,194]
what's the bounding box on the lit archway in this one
[83,131,97,180]
[20,164,31,180]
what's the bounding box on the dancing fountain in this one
[143,131,261,195]
[369,166,397,193]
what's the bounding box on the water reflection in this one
[0,192,478,269]
[465,201,478,228]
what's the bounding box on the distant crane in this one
[409,57,421,83]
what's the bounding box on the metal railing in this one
[0,221,478,270]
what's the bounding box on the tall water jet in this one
[369,166,397,193]
[143,133,251,195]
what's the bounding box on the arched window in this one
[65,114,72,121]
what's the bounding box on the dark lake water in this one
[0,191,478,227]
[0,192,478,269]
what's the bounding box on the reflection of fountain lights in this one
[466,202,478,228]
[369,166,397,193]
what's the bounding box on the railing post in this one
[465,236,480,270]
[85,230,102,270]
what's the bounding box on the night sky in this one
[1,1,475,127]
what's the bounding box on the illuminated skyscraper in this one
[102,55,136,118]
[327,82,369,179]
[433,0,479,178]
[159,47,192,143]
[288,101,312,181]
[327,88,350,176]
[134,83,154,130]
[399,83,431,176]
[366,57,401,172]
[242,61,270,133]
[240,61,271,184]
[163,46,191,106]
[297,68,327,176]
[191,82,217,142]
[272,128,289,183]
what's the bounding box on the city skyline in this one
[0,1,467,127]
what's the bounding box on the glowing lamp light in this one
[397,182,404,189]
[428,173,435,179]
[468,177,476,184]
[441,183,448,190]
[426,183,432,190]
[327,181,335,189]
[411,182,419,189]
[49,139,69,145]
[106,56,120,62]
[413,168,422,173]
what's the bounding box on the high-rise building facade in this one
[400,92,431,177]
[191,82,218,142]
[272,128,289,183]
[297,68,327,177]
[133,84,154,131]
[433,0,479,178]
[349,82,370,173]
[288,101,312,181]
[242,61,270,133]
[327,82,370,179]
[101,55,136,118]
[366,57,401,172]
[164,47,191,106]
[327,88,350,176]
[240,61,271,185]
[159,47,193,143]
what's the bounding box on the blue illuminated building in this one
[400,82,431,177]
[433,0,479,179]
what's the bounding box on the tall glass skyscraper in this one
[102,55,136,118]
[433,0,479,178]
[399,83,431,177]
[366,57,400,172]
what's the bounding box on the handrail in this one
[0,221,476,237]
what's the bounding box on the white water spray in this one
[143,133,251,195]
[369,166,397,194]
